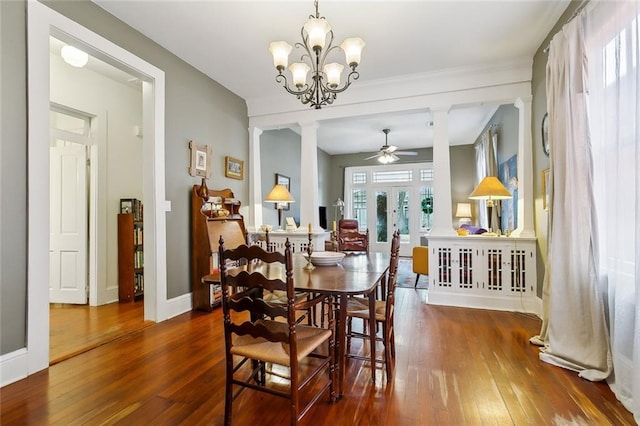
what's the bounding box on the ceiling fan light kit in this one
[268,0,365,109]
[364,129,418,164]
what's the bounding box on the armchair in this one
[337,219,369,253]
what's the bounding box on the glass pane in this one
[372,170,412,183]
[420,169,433,181]
[375,191,388,243]
[395,190,410,243]
[352,172,367,184]
[50,110,89,136]
[420,187,434,231]
[352,189,367,230]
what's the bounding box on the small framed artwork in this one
[225,156,244,180]
[276,173,291,211]
[189,141,211,178]
[120,198,133,214]
[542,168,550,211]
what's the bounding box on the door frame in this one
[27,1,168,375]
[344,163,433,256]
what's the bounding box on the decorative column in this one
[299,121,320,231]
[248,126,263,231]
[512,97,535,238]
[430,106,457,237]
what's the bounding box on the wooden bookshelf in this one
[118,212,144,302]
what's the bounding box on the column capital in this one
[430,105,452,114]
[248,126,263,137]
[298,121,319,131]
[514,96,532,109]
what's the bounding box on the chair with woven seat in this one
[219,238,335,426]
[337,219,369,253]
[345,230,400,380]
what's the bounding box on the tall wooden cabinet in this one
[118,213,144,302]
[191,186,246,311]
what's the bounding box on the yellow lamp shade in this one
[265,184,295,203]
[469,176,512,200]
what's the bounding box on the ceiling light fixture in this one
[268,0,365,110]
[61,45,88,68]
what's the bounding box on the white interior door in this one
[50,139,88,304]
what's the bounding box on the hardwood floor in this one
[4,289,634,425]
[49,300,150,364]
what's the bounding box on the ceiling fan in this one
[364,129,418,164]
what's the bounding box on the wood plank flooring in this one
[49,301,150,364]
[4,289,634,425]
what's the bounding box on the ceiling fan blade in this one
[390,153,400,162]
[395,150,418,156]
[364,153,381,160]
[386,145,398,153]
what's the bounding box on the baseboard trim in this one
[1,348,28,387]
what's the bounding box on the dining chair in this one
[219,237,335,426]
[345,230,400,379]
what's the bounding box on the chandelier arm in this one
[322,70,360,94]
[274,73,311,96]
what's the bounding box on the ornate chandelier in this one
[268,0,365,109]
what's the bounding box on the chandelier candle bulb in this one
[340,38,365,67]
[324,63,344,88]
[303,17,331,50]
[290,63,311,88]
[268,41,293,70]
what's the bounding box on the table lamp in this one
[265,184,295,230]
[468,176,511,235]
[455,202,472,228]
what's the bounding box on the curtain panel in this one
[535,1,640,420]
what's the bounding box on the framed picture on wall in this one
[225,156,244,180]
[188,141,211,178]
[276,173,291,211]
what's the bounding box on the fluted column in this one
[430,106,457,237]
[299,121,320,231]
[248,126,263,231]
[512,96,535,237]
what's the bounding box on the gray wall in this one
[0,0,249,355]
[1,1,28,354]
[260,129,332,229]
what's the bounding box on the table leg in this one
[368,290,376,385]
[337,295,347,398]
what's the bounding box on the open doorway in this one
[27,1,169,375]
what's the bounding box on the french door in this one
[345,163,433,256]
[369,186,413,256]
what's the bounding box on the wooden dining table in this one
[289,251,390,397]
[226,250,390,398]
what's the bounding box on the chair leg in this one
[415,274,420,287]
[224,358,234,426]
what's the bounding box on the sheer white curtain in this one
[532,10,612,381]
[534,1,640,418]
[586,1,640,418]
[473,127,498,229]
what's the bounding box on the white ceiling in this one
[88,0,569,156]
